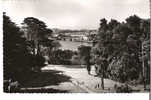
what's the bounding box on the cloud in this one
[2,0,150,29]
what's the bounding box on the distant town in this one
[51,28,98,42]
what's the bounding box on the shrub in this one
[35,55,45,67]
[107,53,140,83]
[114,84,132,93]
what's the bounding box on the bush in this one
[114,84,132,93]
[35,55,45,67]
[71,55,81,65]
[107,53,140,83]
[30,55,46,72]
[49,49,75,65]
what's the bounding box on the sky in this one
[2,0,150,29]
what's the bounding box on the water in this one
[59,40,92,51]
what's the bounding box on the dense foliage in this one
[3,13,33,83]
[22,17,53,55]
[78,45,91,65]
[93,15,150,83]
[49,49,76,65]
[3,14,54,91]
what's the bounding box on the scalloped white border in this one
[0,0,150,100]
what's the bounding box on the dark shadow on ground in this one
[19,88,68,93]
[21,70,71,88]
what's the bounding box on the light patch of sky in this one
[2,0,150,29]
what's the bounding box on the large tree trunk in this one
[87,64,91,75]
[37,41,41,55]
[101,66,104,90]
[101,77,104,90]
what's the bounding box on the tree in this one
[92,18,111,89]
[21,17,58,71]
[140,19,150,40]
[51,40,61,51]
[3,13,32,84]
[93,16,147,84]
[126,15,141,33]
[78,45,91,74]
[108,19,120,31]
[22,17,52,55]
[91,45,107,89]
[109,20,141,82]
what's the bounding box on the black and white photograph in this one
[2,0,150,94]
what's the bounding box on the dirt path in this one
[42,65,149,93]
[42,65,120,93]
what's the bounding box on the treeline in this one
[91,15,150,83]
[3,13,34,84]
[3,12,63,92]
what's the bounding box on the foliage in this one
[35,55,45,67]
[78,45,91,65]
[71,54,81,65]
[3,13,33,84]
[22,17,53,55]
[93,15,150,83]
[3,13,50,92]
[49,49,75,65]
[114,84,132,93]
[22,17,62,70]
